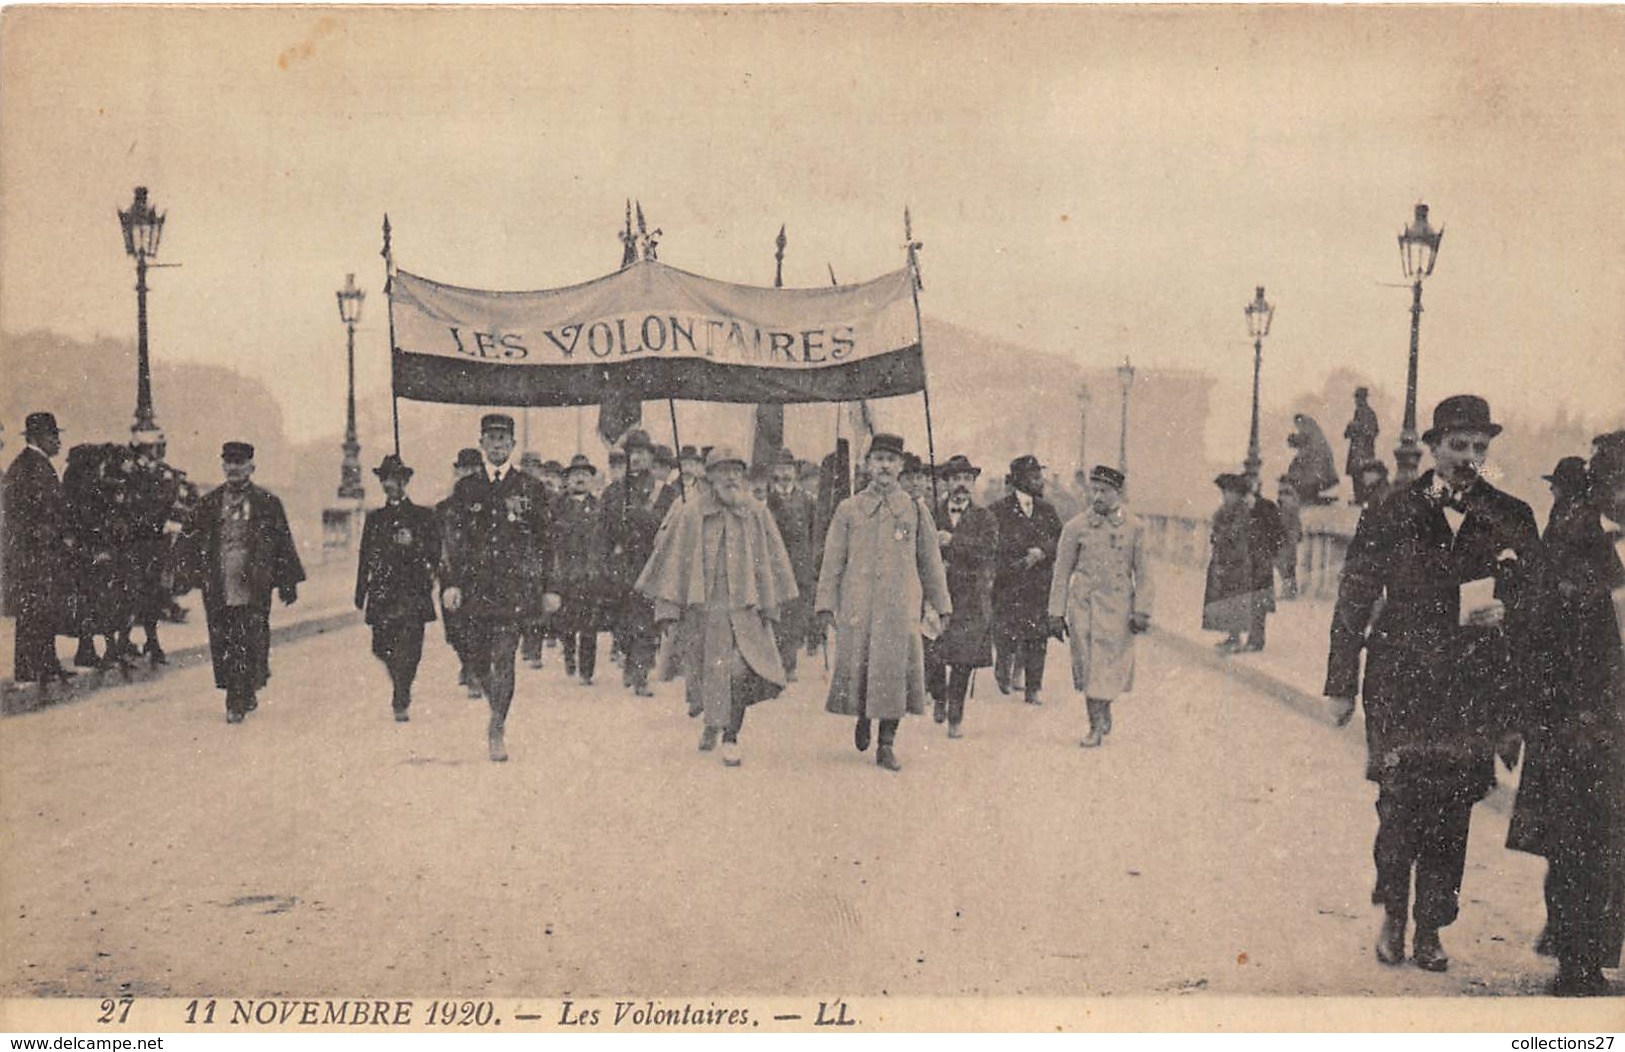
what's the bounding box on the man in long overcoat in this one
[601,429,676,696]
[991,454,1062,705]
[1345,387,1381,503]
[1244,481,1286,650]
[815,434,952,772]
[1325,395,1542,973]
[552,454,607,686]
[441,414,558,761]
[2,412,73,688]
[436,448,485,695]
[355,454,439,721]
[178,441,304,722]
[127,430,185,665]
[1048,465,1153,748]
[639,446,799,767]
[927,454,998,739]
[1507,440,1625,995]
[766,447,817,682]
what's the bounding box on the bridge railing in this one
[1137,511,1353,602]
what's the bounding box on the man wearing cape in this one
[636,445,800,767]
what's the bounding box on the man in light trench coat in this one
[815,434,952,772]
[1048,465,1154,747]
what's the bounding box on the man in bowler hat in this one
[551,454,608,686]
[355,454,440,721]
[2,412,74,689]
[991,453,1062,704]
[600,428,676,696]
[178,441,304,722]
[1326,395,1541,972]
[928,453,1000,738]
[441,414,559,761]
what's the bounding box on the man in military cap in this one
[766,447,817,681]
[991,453,1062,704]
[355,454,440,721]
[3,412,74,689]
[928,454,999,739]
[552,453,607,686]
[816,434,952,771]
[178,441,304,722]
[437,448,485,696]
[441,414,558,761]
[600,428,676,696]
[1048,465,1153,747]
[1326,395,1541,973]
[639,445,799,766]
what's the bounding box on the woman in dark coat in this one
[1508,448,1625,995]
[1202,474,1254,651]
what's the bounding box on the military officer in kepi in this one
[440,414,559,762]
[1047,465,1154,748]
[1325,395,1542,973]
[928,454,999,739]
[355,454,440,722]
[178,441,304,723]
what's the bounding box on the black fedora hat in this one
[1009,454,1044,477]
[372,453,413,481]
[454,447,483,469]
[939,454,981,478]
[1421,395,1502,445]
[1542,455,1588,489]
[24,411,62,438]
[564,453,597,476]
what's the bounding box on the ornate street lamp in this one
[1243,285,1275,484]
[1394,202,1444,485]
[118,187,167,435]
[336,273,366,501]
[1116,356,1135,474]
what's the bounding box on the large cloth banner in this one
[391,259,923,407]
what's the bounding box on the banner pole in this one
[906,207,939,509]
[382,214,401,457]
[668,398,685,502]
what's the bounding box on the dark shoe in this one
[1550,961,1608,997]
[854,718,872,753]
[633,684,654,698]
[466,678,483,699]
[1375,912,1405,965]
[580,676,594,687]
[1215,637,1242,654]
[1412,927,1448,972]
[994,669,1012,695]
[488,725,509,763]
[226,711,245,724]
[394,709,410,723]
[933,699,947,724]
[74,641,101,668]
[947,722,963,740]
[564,659,577,678]
[720,740,742,768]
[688,699,703,718]
[1241,640,1266,653]
[1080,728,1104,748]
[785,667,798,684]
[1024,692,1043,706]
[1099,702,1114,736]
[698,726,719,752]
[875,745,901,771]
[147,646,167,667]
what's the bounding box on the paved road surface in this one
[1,619,1564,999]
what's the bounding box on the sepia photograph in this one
[1,3,1622,1036]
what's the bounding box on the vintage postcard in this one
[2,4,1623,1036]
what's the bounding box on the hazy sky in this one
[3,6,1622,446]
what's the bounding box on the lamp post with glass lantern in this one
[336,273,366,501]
[1116,357,1135,474]
[118,187,167,436]
[1243,285,1274,485]
[1394,202,1444,485]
